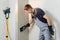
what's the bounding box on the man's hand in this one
[20,25,27,32]
[48,25,54,35]
[20,23,30,32]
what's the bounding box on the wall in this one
[28,0,60,40]
[0,0,29,40]
[18,0,29,40]
[8,0,17,40]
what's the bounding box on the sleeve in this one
[41,10,45,17]
[36,8,45,17]
[40,8,45,17]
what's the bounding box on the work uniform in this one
[31,8,51,40]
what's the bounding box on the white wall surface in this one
[8,0,17,40]
[18,0,29,40]
[28,0,60,40]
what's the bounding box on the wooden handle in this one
[6,19,8,40]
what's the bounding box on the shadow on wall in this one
[45,10,60,40]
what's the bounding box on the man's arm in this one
[43,14,54,35]
[43,14,52,26]
[20,14,34,32]
[29,14,34,24]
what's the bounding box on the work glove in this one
[48,25,54,35]
[20,23,30,32]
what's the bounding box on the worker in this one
[20,4,54,40]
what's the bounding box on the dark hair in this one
[24,4,32,10]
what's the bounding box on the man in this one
[20,4,54,40]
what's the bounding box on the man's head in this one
[24,4,34,14]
